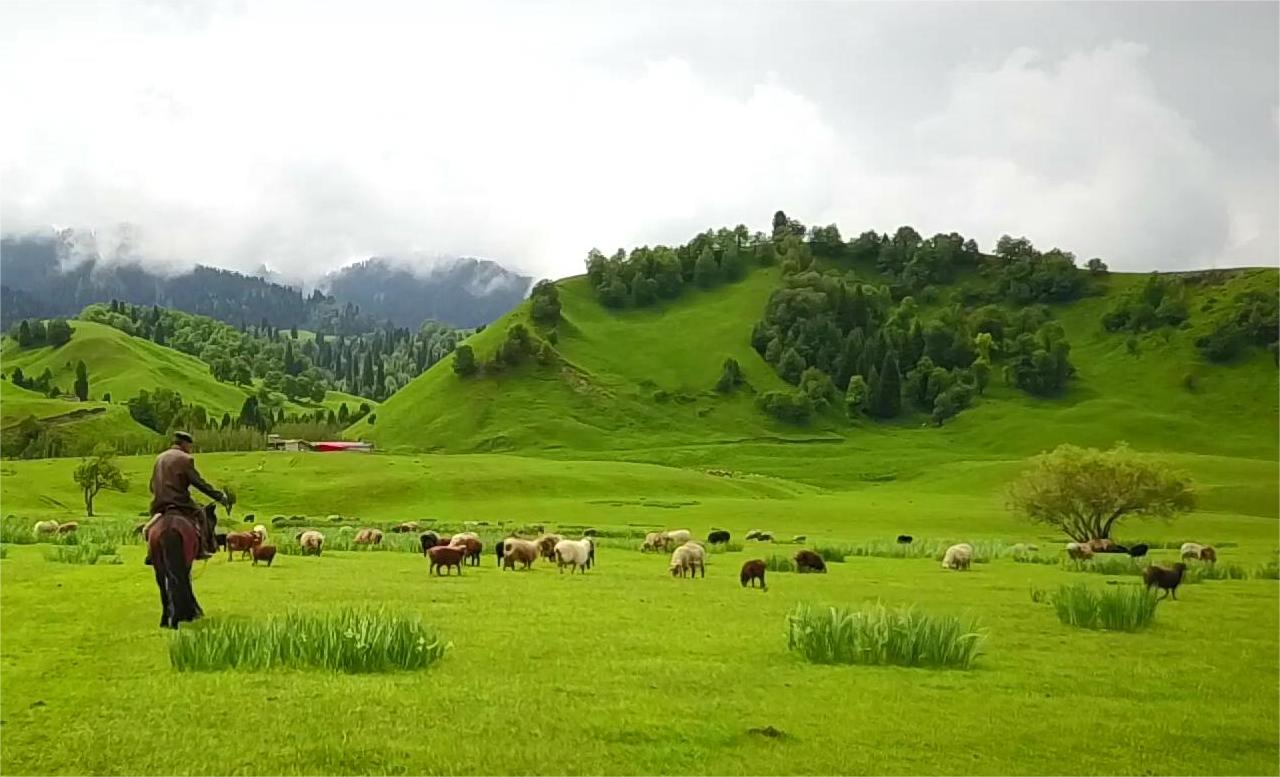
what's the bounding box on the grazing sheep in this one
[1086,538,1116,553]
[215,532,228,550]
[1065,542,1094,561]
[1127,543,1150,559]
[419,531,440,555]
[660,529,692,550]
[641,532,665,552]
[1180,542,1205,561]
[740,559,767,590]
[32,519,59,537]
[297,530,325,556]
[502,538,538,571]
[554,538,593,574]
[251,545,277,567]
[669,542,706,578]
[56,522,79,534]
[1143,563,1187,599]
[707,530,731,545]
[1197,545,1217,564]
[896,534,913,544]
[436,534,453,547]
[226,531,262,560]
[537,534,564,561]
[251,525,268,543]
[392,521,420,533]
[450,531,480,545]
[455,537,483,566]
[794,549,827,573]
[744,530,762,541]
[941,543,974,571]
[354,528,384,546]
[756,532,774,542]
[427,545,466,576]
[791,535,807,544]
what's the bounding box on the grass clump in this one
[1063,556,1142,576]
[1186,563,1249,582]
[1254,561,1279,580]
[1050,583,1159,632]
[44,542,121,565]
[705,541,744,554]
[786,603,984,669]
[765,555,796,573]
[813,545,846,563]
[169,608,449,673]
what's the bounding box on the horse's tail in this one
[161,528,196,623]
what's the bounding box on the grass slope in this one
[0,383,152,445]
[358,266,1278,468]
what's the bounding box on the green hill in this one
[359,264,1278,476]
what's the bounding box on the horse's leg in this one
[153,560,172,628]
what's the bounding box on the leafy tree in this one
[46,318,73,346]
[756,389,813,424]
[337,403,350,425]
[971,358,991,395]
[15,320,32,347]
[11,367,26,388]
[777,347,807,384]
[1086,258,1109,275]
[73,360,89,402]
[73,445,129,516]
[870,351,901,418]
[844,375,869,418]
[239,395,262,430]
[720,243,746,281]
[1007,444,1196,541]
[716,357,745,393]
[630,276,659,307]
[931,390,957,426]
[530,280,562,324]
[694,247,720,288]
[799,366,837,408]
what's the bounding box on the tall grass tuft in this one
[44,542,122,565]
[1063,556,1143,576]
[0,544,8,559]
[1186,563,1249,582]
[813,545,847,563]
[786,603,984,669]
[169,608,449,673]
[1254,561,1280,580]
[1050,583,1159,632]
[765,554,796,573]
[704,541,744,555]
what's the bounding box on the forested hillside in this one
[323,257,531,329]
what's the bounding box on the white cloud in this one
[1,2,1274,280]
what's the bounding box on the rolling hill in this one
[357,263,1279,482]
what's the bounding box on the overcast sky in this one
[2,0,1276,281]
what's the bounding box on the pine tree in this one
[73,360,89,402]
[872,351,902,418]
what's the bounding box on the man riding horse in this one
[143,431,229,565]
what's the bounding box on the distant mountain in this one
[322,257,531,329]
[0,233,529,332]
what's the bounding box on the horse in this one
[147,503,216,629]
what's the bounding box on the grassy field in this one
[1,449,1277,775]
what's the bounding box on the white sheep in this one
[298,530,325,556]
[32,520,59,538]
[450,531,480,546]
[554,538,593,574]
[660,529,692,549]
[641,532,664,552]
[251,524,268,543]
[1065,541,1094,561]
[1180,542,1205,560]
[941,543,973,571]
[669,541,706,578]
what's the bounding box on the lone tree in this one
[73,445,129,517]
[1007,444,1195,541]
[73,360,89,401]
[715,357,745,393]
[452,344,477,376]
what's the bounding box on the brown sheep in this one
[1198,546,1217,564]
[251,545,277,567]
[56,522,79,534]
[454,537,483,566]
[226,531,262,560]
[502,538,538,571]
[536,534,563,561]
[740,559,767,591]
[794,549,827,573]
[1143,563,1187,599]
[391,521,420,533]
[427,545,466,576]
[1086,538,1115,553]
[354,528,384,546]
[1065,542,1094,561]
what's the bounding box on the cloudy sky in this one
[1,0,1276,280]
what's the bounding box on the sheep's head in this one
[669,564,681,577]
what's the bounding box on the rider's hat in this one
[174,431,194,444]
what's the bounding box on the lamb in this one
[941,543,974,571]
[641,532,665,552]
[251,524,268,543]
[56,522,79,534]
[1127,543,1150,559]
[660,529,692,550]
[669,542,706,578]
[707,530,731,545]
[251,545,277,567]
[226,531,262,560]
[1065,542,1094,561]
[354,528,384,545]
[554,538,594,574]
[297,530,325,556]
[896,534,913,544]
[740,559,767,591]
[794,549,827,573]
[419,531,440,555]
[1143,563,1187,599]
[502,538,538,571]
[427,545,466,576]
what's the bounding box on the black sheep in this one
[707,530,731,545]
[419,531,440,556]
[1127,543,1150,559]
[1143,563,1187,599]
[794,549,827,573]
[896,535,913,544]
[496,539,506,567]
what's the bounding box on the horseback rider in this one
[143,431,229,564]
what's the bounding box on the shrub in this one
[1050,583,1159,631]
[168,608,449,673]
[1062,556,1143,576]
[786,603,984,669]
[452,345,477,377]
[704,541,744,554]
[716,357,745,393]
[756,390,813,424]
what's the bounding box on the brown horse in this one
[147,503,215,629]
